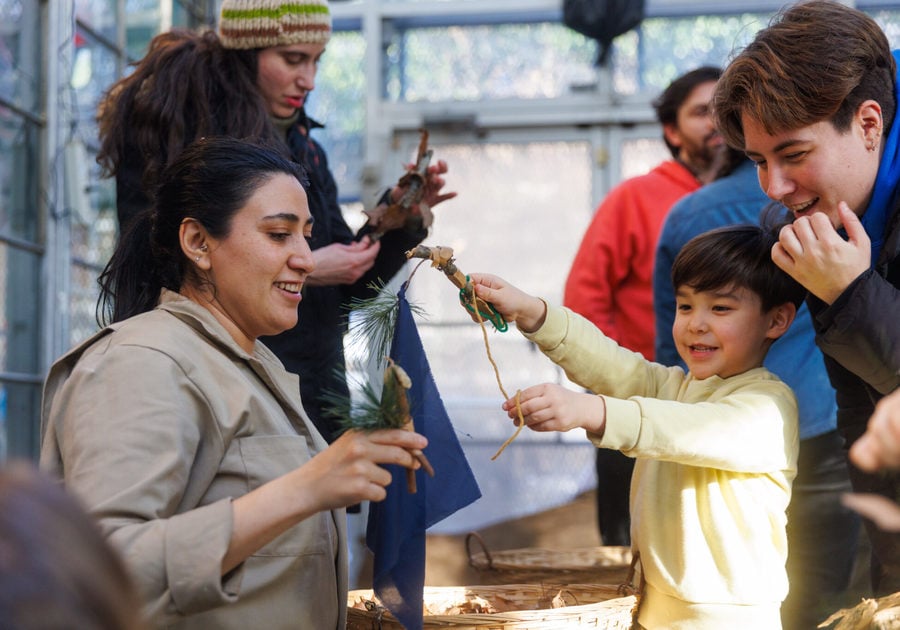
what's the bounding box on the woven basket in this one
[819,590,900,629]
[347,583,637,629]
[465,532,633,586]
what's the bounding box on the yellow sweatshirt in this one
[524,306,798,630]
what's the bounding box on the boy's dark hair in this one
[653,65,722,158]
[671,209,807,311]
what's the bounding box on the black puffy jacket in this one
[809,195,900,445]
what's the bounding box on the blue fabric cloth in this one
[861,49,900,266]
[652,160,837,440]
[366,285,482,630]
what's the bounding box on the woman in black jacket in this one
[97,0,456,443]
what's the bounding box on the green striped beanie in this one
[219,0,331,49]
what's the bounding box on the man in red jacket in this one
[564,66,725,546]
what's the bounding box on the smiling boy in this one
[470,223,806,629]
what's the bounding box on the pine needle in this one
[320,366,410,434]
[345,281,426,368]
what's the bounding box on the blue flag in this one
[366,284,482,630]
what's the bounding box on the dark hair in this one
[0,461,145,630]
[97,136,307,326]
[653,65,722,158]
[714,0,895,149]
[96,29,283,197]
[671,212,807,312]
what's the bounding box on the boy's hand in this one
[469,273,546,332]
[503,383,606,435]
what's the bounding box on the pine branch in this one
[320,366,409,434]
[345,281,426,369]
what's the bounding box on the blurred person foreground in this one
[0,461,145,630]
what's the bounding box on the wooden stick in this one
[386,358,435,493]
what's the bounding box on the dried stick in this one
[385,359,435,493]
[366,129,433,240]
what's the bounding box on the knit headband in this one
[219,0,332,49]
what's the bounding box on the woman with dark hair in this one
[97,0,456,444]
[41,137,426,629]
[96,30,278,225]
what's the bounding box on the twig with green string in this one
[406,245,507,332]
[405,245,525,459]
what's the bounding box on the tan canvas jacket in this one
[40,290,348,629]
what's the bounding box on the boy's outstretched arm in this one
[502,383,606,436]
[469,273,547,332]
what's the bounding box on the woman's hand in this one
[842,390,900,533]
[419,159,457,209]
[306,238,380,286]
[392,158,457,211]
[304,429,427,510]
[225,428,426,573]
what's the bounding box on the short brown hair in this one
[714,0,895,149]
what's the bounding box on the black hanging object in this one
[562,0,646,66]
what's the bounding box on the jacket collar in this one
[156,289,283,365]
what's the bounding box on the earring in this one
[195,255,200,262]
